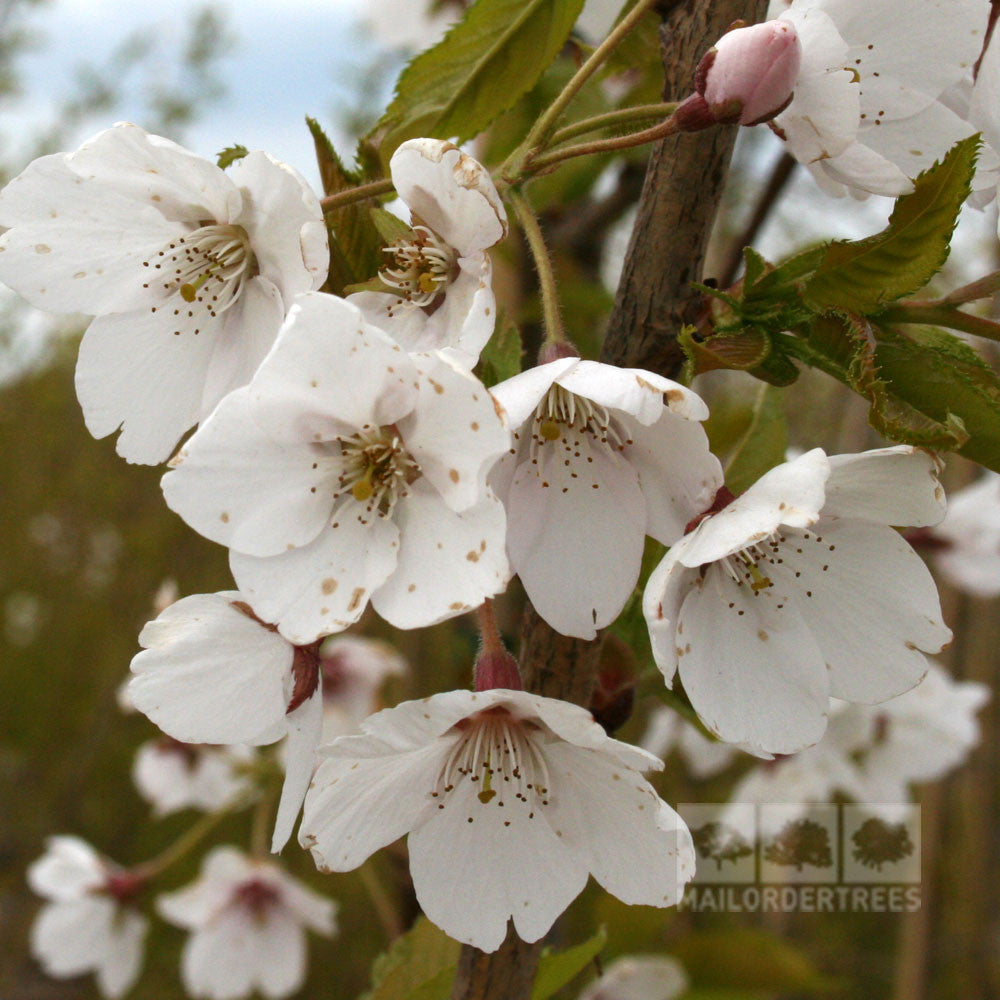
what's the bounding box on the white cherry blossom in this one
[643,446,952,757]
[162,292,511,643]
[579,955,689,1000]
[157,846,336,1000]
[132,740,256,817]
[768,0,989,197]
[299,688,695,952]
[0,123,328,463]
[129,591,324,851]
[348,139,506,367]
[28,837,147,999]
[490,355,722,639]
[641,706,739,780]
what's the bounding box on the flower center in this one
[233,878,281,919]
[379,225,458,309]
[432,709,551,823]
[336,426,421,521]
[143,223,256,332]
[528,384,631,460]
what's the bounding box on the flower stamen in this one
[336,427,421,522]
[379,225,458,309]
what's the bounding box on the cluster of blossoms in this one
[7,2,1000,988]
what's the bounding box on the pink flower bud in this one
[474,649,523,692]
[700,20,802,126]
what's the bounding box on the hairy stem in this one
[525,116,681,175]
[881,303,1000,341]
[509,189,566,345]
[548,101,680,147]
[320,178,395,213]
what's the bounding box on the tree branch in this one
[451,3,766,996]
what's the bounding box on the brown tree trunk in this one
[451,2,767,997]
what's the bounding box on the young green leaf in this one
[803,135,980,314]
[370,206,413,244]
[216,144,248,169]
[376,0,586,152]
[724,383,788,496]
[476,312,523,387]
[531,926,607,1000]
[359,916,460,1000]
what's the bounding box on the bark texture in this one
[451,2,766,997]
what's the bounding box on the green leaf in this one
[475,312,523,387]
[376,0,586,151]
[306,116,384,294]
[216,144,248,169]
[672,928,837,993]
[359,917,459,1000]
[531,926,607,1000]
[803,135,980,314]
[370,207,412,244]
[724,384,788,495]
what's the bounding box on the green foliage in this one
[306,116,384,294]
[672,928,838,993]
[803,136,980,314]
[216,144,248,169]
[476,313,524,387]
[376,0,586,154]
[359,917,460,1000]
[531,926,608,1000]
[370,206,413,244]
[724,384,788,495]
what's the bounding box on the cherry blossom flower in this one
[157,846,336,1000]
[299,688,695,952]
[162,292,511,643]
[129,591,323,851]
[28,837,147,998]
[490,355,722,639]
[767,0,989,197]
[917,472,1000,597]
[348,139,506,367]
[579,955,689,1000]
[0,123,328,463]
[317,634,408,741]
[132,740,256,817]
[643,446,952,757]
[641,706,738,780]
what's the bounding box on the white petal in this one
[68,123,240,224]
[371,482,509,629]
[408,772,587,951]
[74,305,219,465]
[642,552,696,688]
[230,506,399,644]
[300,737,448,870]
[252,910,308,999]
[198,276,285,421]
[96,910,148,999]
[275,874,338,935]
[31,898,118,977]
[248,292,418,442]
[491,357,578,428]
[676,448,829,568]
[161,388,337,556]
[543,743,694,906]
[181,913,257,1000]
[28,836,103,901]
[676,564,829,755]
[555,360,709,425]
[130,592,293,744]
[391,139,507,256]
[228,151,327,301]
[579,955,689,1000]
[399,353,509,510]
[624,411,723,545]
[157,847,255,930]
[133,741,201,816]
[776,518,950,702]
[824,446,945,526]
[506,437,645,639]
[272,689,324,852]
[813,140,913,197]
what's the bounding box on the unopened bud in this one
[589,635,637,735]
[474,648,523,692]
[537,340,580,367]
[677,19,801,132]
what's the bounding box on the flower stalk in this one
[320,178,396,213]
[508,189,566,347]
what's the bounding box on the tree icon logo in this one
[691,820,754,871]
[851,816,915,871]
[763,817,834,871]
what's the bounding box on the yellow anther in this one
[539,419,561,441]
[180,270,213,302]
[418,271,438,295]
[747,562,772,592]
[352,467,375,502]
[477,766,496,804]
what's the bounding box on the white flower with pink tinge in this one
[766,0,989,197]
[490,354,722,639]
[157,846,336,1000]
[161,291,511,644]
[348,139,507,367]
[0,123,328,464]
[129,591,324,851]
[132,739,256,818]
[28,837,147,999]
[643,446,952,757]
[298,688,694,952]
